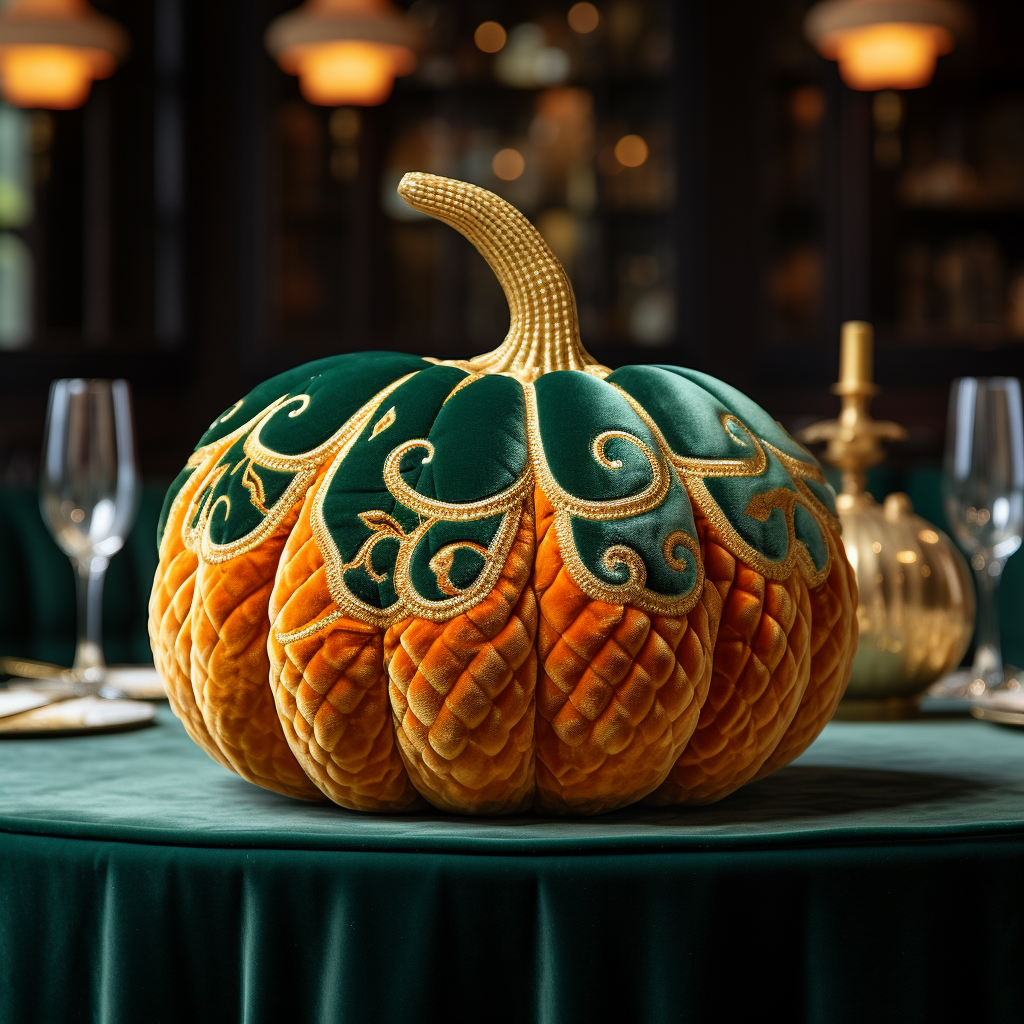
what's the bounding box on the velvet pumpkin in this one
[149,173,858,815]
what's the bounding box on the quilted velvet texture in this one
[150,361,857,816]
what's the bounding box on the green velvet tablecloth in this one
[1,707,1022,1024]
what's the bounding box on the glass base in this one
[926,665,1023,702]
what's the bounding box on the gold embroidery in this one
[186,377,414,565]
[240,462,269,514]
[370,406,396,439]
[744,487,798,523]
[608,382,835,588]
[209,399,243,429]
[442,373,484,403]
[341,511,405,582]
[304,374,532,630]
[523,384,669,521]
[429,541,490,597]
[382,439,533,523]
[394,504,523,622]
[550,504,704,617]
[286,395,310,418]
[197,358,839,644]
[663,530,692,572]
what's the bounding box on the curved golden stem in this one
[398,172,607,382]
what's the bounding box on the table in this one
[1,706,1022,1024]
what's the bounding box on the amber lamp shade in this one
[265,0,421,107]
[805,0,969,91]
[0,0,127,110]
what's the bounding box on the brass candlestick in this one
[802,321,975,719]
[802,322,907,510]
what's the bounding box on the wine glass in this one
[39,379,139,696]
[940,377,1024,698]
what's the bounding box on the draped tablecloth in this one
[1,705,1022,1024]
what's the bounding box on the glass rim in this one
[950,376,1022,387]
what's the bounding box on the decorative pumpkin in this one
[149,173,858,816]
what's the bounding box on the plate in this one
[105,666,168,701]
[0,697,157,737]
[970,704,1024,728]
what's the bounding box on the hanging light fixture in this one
[265,0,423,107]
[0,0,128,110]
[805,0,970,91]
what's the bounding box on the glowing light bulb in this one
[296,41,398,106]
[266,1,421,108]
[0,0,127,110]
[0,45,97,108]
[804,0,968,93]
[833,22,952,91]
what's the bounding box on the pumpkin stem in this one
[398,172,607,381]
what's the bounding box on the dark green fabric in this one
[607,363,832,578]
[189,354,436,549]
[321,363,469,611]
[535,371,662,502]
[0,486,161,665]
[0,708,1022,1024]
[172,358,839,613]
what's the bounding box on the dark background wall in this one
[1,0,1022,490]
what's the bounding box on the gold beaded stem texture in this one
[397,172,609,381]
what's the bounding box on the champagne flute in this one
[941,377,1024,697]
[39,379,139,696]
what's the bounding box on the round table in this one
[1,705,1022,1024]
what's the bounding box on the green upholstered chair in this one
[0,486,163,666]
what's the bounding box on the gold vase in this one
[803,322,975,719]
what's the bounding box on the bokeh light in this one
[567,3,601,34]
[614,134,648,168]
[474,21,507,54]
[492,148,525,180]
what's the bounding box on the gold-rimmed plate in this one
[0,696,157,737]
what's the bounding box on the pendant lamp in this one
[265,0,423,107]
[0,0,128,110]
[805,0,970,91]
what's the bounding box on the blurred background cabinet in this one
[0,0,1021,486]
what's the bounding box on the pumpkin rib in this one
[268,471,423,811]
[753,526,858,779]
[647,515,814,806]
[149,441,236,770]
[533,486,718,815]
[188,496,322,801]
[383,496,538,815]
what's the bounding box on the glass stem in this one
[72,555,108,689]
[971,559,1003,687]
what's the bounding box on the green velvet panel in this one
[570,468,698,598]
[319,364,469,611]
[533,370,701,602]
[0,708,1022,1024]
[608,363,833,578]
[179,353,436,551]
[535,370,661,502]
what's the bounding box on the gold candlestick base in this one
[801,321,974,715]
